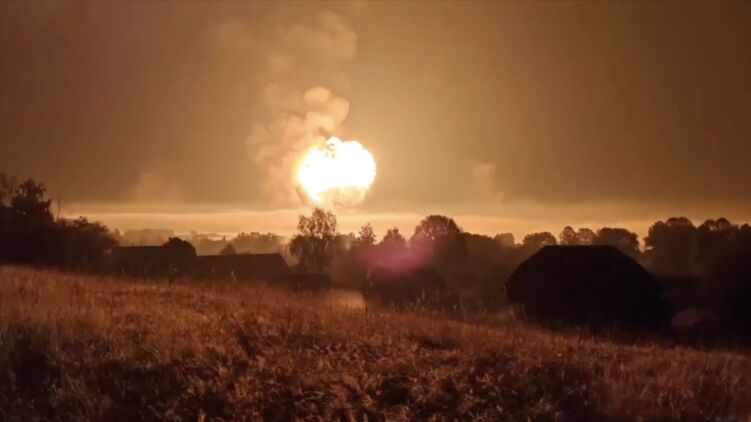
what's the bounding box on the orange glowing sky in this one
[2,1,750,237]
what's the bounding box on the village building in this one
[506,245,671,329]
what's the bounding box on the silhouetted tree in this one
[163,237,197,276]
[231,232,284,254]
[331,224,378,287]
[410,215,466,266]
[0,174,117,269]
[644,217,698,275]
[354,223,376,248]
[2,178,55,262]
[380,227,407,252]
[518,232,556,260]
[559,226,579,245]
[0,173,15,205]
[289,208,337,272]
[695,218,739,276]
[577,228,597,245]
[373,227,409,266]
[328,231,364,288]
[595,227,641,259]
[334,232,357,253]
[189,234,229,255]
[118,228,174,246]
[463,232,502,262]
[52,217,117,269]
[110,228,125,245]
[351,224,377,263]
[493,232,515,249]
[163,237,196,256]
[522,232,557,249]
[559,226,600,247]
[219,243,237,255]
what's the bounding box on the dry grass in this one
[1,266,750,421]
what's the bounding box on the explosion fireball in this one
[297,137,376,207]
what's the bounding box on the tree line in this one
[284,209,751,317]
[288,208,751,280]
[0,174,115,270]
[2,173,751,295]
[113,229,286,256]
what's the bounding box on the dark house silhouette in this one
[193,253,290,281]
[110,246,170,277]
[506,245,671,329]
[110,246,290,282]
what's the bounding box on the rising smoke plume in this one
[247,8,361,207]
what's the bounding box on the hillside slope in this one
[1,266,750,421]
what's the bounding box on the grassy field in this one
[1,266,751,421]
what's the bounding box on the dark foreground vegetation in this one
[3,173,751,419]
[2,266,751,421]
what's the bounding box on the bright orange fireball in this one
[296,137,376,207]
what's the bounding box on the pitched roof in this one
[506,245,654,301]
[516,245,644,272]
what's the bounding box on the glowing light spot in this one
[296,137,376,207]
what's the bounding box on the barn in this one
[506,245,671,329]
[110,246,170,277]
[193,253,290,281]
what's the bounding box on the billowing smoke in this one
[247,9,362,207]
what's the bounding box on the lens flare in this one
[296,137,376,207]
